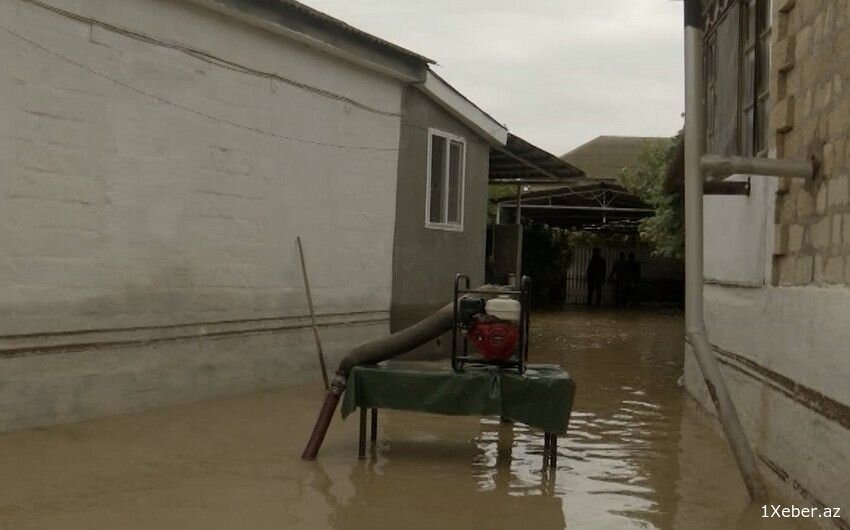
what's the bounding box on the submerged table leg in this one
[370,409,378,445]
[358,408,367,459]
[549,435,558,468]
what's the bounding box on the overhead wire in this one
[5,0,582,190]
[18,0,402,118]
[1,0,401,152]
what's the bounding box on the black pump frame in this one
[451,273,530,373]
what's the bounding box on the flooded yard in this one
[0,308,814,529]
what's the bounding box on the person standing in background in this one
[586,247,606,306]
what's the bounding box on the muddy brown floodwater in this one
[0,308,818,529]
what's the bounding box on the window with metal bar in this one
[742,0,771,156]
[703,0,771,156]
[426,129,466,231]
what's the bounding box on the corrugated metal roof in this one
[490,134,585,182]
[492,180,653,231]
[427,70,506,138]
[277,0,434,64]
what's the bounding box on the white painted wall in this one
[0,0,403,429]
[685,286,850,522]
[704,175,776,285]
[692,177,850,520]
[703,285,850,409]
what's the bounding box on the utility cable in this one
[0,19,399,151]
[16,0,401,118]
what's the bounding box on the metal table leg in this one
[370,408,378,445]
[358,407,367,459]
[549,434,557,468]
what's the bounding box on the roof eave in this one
[185,0,430,83]
[488,134,586,183]
[417,70,508,146]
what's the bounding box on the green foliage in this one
[487,184,518,222]
[617,133,684,258]
[566,230,638,249]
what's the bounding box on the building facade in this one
[390,74,507,357]
[686,0,850,524]
[0,0,505,431]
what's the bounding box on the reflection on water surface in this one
[0,308,815,529]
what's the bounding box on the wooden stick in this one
[296,236,329,390]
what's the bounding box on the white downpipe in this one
[683,0,767,502]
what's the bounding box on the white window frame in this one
[425,128,466,232]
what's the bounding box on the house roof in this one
[189,0,432,81]
[560,136,667,179]
[193,1,512,146]
[272,0,434,65]
[489,134,585,182]
[420,71,508,146]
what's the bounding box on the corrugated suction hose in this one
[301,299,463,460]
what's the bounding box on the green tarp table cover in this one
[341,361,575,434]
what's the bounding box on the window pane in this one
[757,0,771,34]
[713,5,741,156]
[447,141,463,224]
[745,0,756,44]
[704,36,717,151]
[429,135,446,223]
[757,33,770,95]
[743,107,755,156]
[756,96,769,153]
[743,48,756,106]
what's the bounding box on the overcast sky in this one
[303,0,685,155]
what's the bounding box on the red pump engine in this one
[453,278,528,373]
[467,318,519,361]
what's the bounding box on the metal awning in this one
[493,180,653,232]
[489,134,585,183]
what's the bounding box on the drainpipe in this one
[683,0,767,502]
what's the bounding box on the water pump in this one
[452,274,530,372]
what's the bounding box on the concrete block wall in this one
[687,2,850,526]
[772,0,850,286]
[686,286,850,526]
[0,0,403,430]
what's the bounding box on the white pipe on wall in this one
[702,154,814,180]
[683,0,767,502]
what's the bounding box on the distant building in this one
[0,0,511,430]
[493,135,683,306]
[681,0,850,523]
[561,135,667,181]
